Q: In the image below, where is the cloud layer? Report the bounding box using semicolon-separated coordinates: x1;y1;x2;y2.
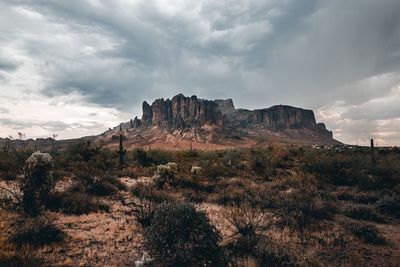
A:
0;0;400;145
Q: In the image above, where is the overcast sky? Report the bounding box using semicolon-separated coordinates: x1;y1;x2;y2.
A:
0;0;400;145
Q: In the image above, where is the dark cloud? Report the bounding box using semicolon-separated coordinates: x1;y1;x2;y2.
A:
0;61;19;72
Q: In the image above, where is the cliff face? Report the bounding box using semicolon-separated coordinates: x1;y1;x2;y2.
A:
141;94;223;127
135;94;333;139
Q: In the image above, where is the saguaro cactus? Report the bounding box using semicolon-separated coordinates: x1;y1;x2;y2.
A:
119;124;126;166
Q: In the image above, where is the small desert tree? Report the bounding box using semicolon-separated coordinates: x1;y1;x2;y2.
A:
22;152;54;217
145;202;224;267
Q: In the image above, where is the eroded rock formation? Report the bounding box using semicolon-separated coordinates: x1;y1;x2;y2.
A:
133;94;333;139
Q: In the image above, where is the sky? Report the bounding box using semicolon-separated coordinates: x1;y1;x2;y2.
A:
0;0;400;146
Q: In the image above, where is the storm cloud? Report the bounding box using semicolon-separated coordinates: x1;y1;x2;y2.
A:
0;0;400;145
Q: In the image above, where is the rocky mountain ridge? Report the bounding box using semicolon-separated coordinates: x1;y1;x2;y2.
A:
130;94;332;137
99;94;339;149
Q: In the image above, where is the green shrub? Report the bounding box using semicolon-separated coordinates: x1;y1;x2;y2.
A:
144;203;224;267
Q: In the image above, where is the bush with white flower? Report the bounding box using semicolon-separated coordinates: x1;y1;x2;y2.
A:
22;151;54;216
191;166;202;176
153;162;178;188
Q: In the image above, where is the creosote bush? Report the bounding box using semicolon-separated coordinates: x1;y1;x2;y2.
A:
22;152;54;217
144;202;224;267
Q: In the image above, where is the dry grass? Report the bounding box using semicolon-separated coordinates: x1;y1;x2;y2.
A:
0;146;399;266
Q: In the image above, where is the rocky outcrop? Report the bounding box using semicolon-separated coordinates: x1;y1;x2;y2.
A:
142;101;153;122
215;99;235;115
227;105;316;128
140;94;223;128
131;94;335;141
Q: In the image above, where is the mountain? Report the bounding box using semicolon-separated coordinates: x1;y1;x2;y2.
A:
98;94;340;149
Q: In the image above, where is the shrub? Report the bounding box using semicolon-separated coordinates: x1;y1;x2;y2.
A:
344;206;385;223
46;189;107;215
153;162;178;187
377;194;400;219
254;238;297;267
250;145;285;178
182;190;206;203
75;174;126;197
0;151;23;180
130;183;164;227
202;162;234;179
171;176;212;193
22;152;54;216
9;216;65;248
277;175;333;236
223;204;268;256
0;253;43;267
133;149;172;167
345;222;386;245
89;178;118;196
88;176;126;196
144;203;224;267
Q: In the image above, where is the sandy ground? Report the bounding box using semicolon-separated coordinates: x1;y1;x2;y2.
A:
41;194;143;266
1;177;400;266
